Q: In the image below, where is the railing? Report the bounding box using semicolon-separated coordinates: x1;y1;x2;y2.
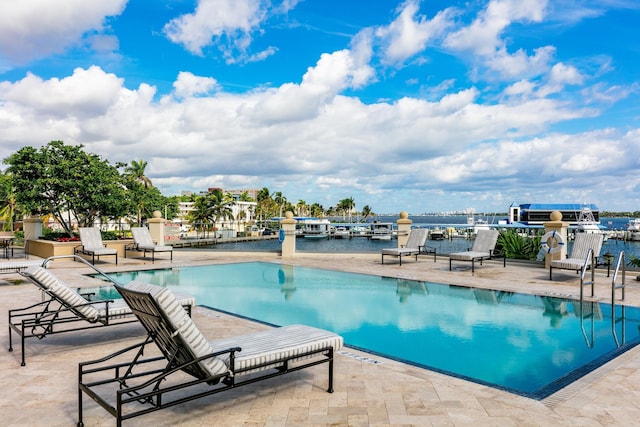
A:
611;251;626;302
611;251;626;347
579;248;596;302
577;250;628;349
41;254;123;286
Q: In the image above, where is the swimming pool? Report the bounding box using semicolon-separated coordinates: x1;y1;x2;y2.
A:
92;262;640;399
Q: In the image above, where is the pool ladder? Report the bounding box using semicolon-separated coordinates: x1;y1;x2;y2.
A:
579;251;627;348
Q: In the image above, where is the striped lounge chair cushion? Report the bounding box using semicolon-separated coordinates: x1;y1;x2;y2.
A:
27;266;101;321
84;247;117;255
550;258;588;270
126;281;228;378
449;251;491;261
0;260;43;273
210;324;344;375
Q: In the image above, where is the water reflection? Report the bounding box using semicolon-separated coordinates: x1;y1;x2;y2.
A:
541;297;569;328
395;279;427;303
278;265;296;300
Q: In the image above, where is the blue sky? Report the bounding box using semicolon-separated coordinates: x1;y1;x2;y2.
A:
1;0;640;215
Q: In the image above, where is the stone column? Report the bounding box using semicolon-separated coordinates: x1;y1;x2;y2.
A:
396;211;412;247
147;211;166;244
23;217;43;255
543;210;569;269
280;211;297;258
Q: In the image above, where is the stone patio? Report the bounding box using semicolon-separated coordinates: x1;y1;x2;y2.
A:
2;249;640;426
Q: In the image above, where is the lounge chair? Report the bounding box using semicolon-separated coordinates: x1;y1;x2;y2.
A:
125;226;173;263
449;229;505;273
549;233;603;280
74;227;118;264
381;228;433;265
0;259;43;274
77;281;343;426
8;266;196;366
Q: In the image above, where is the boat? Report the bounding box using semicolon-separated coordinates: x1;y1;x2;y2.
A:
508;203;600;226
370;222;393;240
302;219;330;239
429;227;445;240
626;218;640;241
332;227;350;239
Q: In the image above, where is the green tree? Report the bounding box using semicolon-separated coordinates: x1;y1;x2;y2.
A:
5;141;128;235
337;197;355;222
123;160;152;189
296;200;308;217
0;169;20;231
186;190;235;237
360;205;373;221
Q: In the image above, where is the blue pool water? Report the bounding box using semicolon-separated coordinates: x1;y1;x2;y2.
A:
92;262;640;398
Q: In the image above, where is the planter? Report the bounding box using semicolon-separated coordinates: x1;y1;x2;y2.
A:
27;238;134;259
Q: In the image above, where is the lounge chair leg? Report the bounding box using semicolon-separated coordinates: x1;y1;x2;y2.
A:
449;259;452;271
78;374;84;427
327;348;334;393
381;254;384;264
471;260;475;273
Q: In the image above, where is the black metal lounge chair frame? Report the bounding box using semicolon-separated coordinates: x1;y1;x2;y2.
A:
124;243;172;263
381;245;437;265
73;245;118;265
448;249;505;273
7;255;190;366
77;284;337;427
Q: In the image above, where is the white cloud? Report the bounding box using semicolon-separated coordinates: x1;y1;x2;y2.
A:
0;0;126;66
375;0;455;66
163;0;293;63
444;0;552;80
173;72;220;98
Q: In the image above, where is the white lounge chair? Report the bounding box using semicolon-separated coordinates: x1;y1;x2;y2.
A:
78;281;343;426
126;226;173;263
549;233;603;280
74;227;118;264
381;228;432;265
449;229;505;273
0;260;43;274
9;266;196;366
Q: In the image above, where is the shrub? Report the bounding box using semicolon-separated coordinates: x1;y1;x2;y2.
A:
497;229;542;261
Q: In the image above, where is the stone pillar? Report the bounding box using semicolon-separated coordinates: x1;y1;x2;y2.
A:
23;217;43;241
543;210;569;269
23;217;43;255
396;211;412;248
280;211;297;258
147;211;166;244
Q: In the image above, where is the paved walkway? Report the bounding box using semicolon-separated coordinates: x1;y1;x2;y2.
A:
1;250;640;426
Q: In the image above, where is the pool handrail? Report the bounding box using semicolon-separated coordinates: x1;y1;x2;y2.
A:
41;254;124;286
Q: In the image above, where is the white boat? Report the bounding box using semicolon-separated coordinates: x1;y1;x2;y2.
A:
626;218;640;241
429;227;445;240
370;222;393;240
302;219;330;239
332;227;350;239
575;207;607;241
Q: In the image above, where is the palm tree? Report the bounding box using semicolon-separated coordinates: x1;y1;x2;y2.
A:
337;197;355;222
361;205;373;222
272;191;287;218
187;196;213;238
124;160;153;188
208;189;235;234
296;200;308;217
0;170;19;231
309;203;324;218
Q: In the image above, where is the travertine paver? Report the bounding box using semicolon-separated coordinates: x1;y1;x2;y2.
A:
1;249;640;426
